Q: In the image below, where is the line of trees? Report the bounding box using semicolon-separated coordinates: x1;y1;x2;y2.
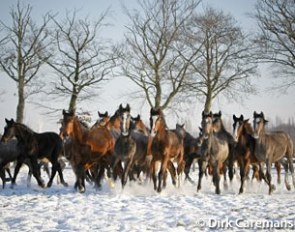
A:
0;0;294;124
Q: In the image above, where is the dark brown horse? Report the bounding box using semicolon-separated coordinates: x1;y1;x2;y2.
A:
150;108;185;192
61;110;115;192
233;115;262;194
253;111;295;194
1;119;68;188
175;123;201;184
198;111;229;194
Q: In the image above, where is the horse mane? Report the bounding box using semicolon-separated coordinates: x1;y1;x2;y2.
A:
243;120;254;134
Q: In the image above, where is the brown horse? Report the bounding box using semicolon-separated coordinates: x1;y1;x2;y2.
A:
175;123;201;184
61;110;115;192
253;111;295;194
131;114;150;136
198;111;229;194
233;115;262;194
150;108;185;192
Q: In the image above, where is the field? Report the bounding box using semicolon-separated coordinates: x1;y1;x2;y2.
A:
0;164;295;232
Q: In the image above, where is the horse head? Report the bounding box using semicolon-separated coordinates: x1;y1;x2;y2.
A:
253;111;268;138
232;114;244;141
95;111;110;127
150;108;165;137
118;103;131;136
61;109;76;138
1;118;16;143
201;111;213;138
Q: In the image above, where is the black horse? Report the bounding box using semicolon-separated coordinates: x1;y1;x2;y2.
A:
1;118;68;188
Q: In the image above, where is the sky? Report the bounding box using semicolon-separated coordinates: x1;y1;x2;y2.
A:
0;0;295;134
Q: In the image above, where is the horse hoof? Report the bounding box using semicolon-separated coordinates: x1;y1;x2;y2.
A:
286;184;291;191
62;182;69;187
79;187;85;193
215;189;221;194
271;184;276;191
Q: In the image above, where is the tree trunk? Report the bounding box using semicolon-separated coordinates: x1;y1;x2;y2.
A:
16;78;25;123
204;91;212;113
68;90;78;114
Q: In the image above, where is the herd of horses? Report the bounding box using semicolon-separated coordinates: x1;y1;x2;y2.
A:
0;104;295;195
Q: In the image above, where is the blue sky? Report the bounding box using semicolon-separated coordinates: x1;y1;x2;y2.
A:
0;0;294;133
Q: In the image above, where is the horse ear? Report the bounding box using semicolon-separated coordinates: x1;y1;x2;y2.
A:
261;112;264;118
233;114;237;121
218;111;222;117
5;118;9;124
264;119;269;124
241;114;244;121
253;111;257;118
245;119;250;123
63;109;66;115
126;104;130;112
119;104;123;111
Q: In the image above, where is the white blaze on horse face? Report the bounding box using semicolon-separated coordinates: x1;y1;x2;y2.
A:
233;124;239;141
121;112;129;136
150;115;158;137
253;118;261;139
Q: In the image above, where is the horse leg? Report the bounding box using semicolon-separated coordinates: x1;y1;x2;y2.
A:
95;164;105;190
275;161;281;185
77;164;86;193
47;161;59;188
55;161;68;187
11;157;26;188
286;153;295;189
265;159;274;195
239;159;246;194
158;158;169;193
0;168;5;189
228;145;235;182
197;159;207;192
29;156;45;188
151;160;157;191
167;161;176;187
213;161;221;194
281;159;291;190
184;156;195;184
122;159;133;189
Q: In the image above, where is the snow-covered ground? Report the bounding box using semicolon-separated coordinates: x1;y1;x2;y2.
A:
0;164;295;232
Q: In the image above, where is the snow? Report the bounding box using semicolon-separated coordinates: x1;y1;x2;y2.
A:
0;165;295;232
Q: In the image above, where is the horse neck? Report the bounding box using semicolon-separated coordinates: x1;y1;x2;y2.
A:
72;119;89;143
15;124;35;143
155;119;168;140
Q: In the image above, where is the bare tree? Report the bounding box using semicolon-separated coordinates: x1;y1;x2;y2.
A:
183;7;257;112
46;10;117;113
0;1;51;123
252;0;295;90
119;0;200;110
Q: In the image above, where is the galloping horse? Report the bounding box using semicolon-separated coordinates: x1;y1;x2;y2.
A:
233;115;261;194
1;119;68;188
253;111;295;194
61;110;115;192
175;123;201;184
198;111;229;194
212;111;236;181
150;108;185;192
